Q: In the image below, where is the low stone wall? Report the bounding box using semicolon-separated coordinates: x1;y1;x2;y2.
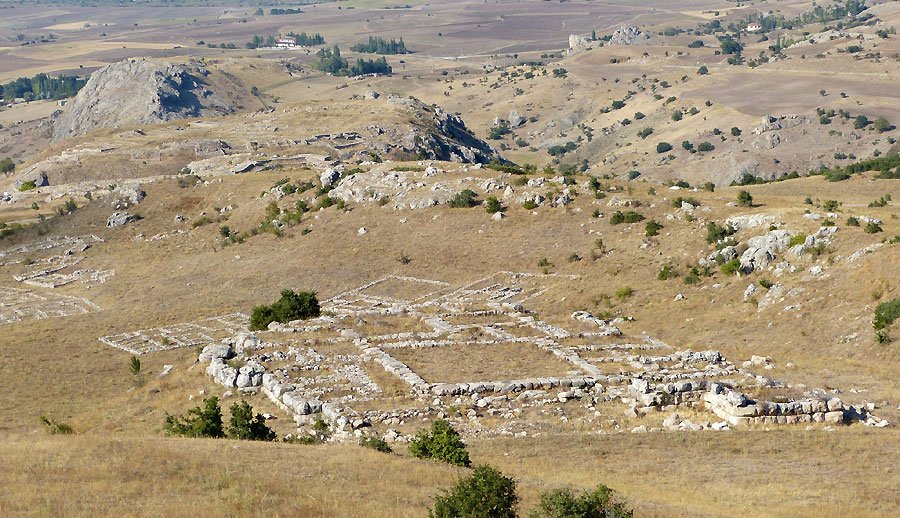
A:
703;383;848;426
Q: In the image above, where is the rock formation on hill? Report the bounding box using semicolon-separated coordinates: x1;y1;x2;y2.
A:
53;59;237;140
609;25;651;45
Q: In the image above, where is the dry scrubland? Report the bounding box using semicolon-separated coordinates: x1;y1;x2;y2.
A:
1;0;900;515
0;430;898;517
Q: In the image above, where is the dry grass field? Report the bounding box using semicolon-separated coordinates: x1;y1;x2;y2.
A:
0;430;897;517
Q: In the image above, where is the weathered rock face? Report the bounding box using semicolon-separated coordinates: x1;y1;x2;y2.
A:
106;212;139;228
53;59;236;140
609;25;651;45
384;96;501;164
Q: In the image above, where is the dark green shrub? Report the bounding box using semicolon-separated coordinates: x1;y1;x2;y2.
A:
737;190;753;207
529;484;633;518
448;189;478;208
360;436;393;453
823;199;841;212
645;219;663;237
250;289;320;331
0;157;14;173
683;269;700;285
672;196;699;208
409;419;471;467
18;180;36;192
697;141;715;152
868;195;891;208
430;465;517;518
227;400;276;441
610;211;645;225
485;196;503;214
846;216;860;227
873;298;900;330
656;142;673;153
657;264;678;280
864;222;883;234
705;222;736;244
164;397;225;438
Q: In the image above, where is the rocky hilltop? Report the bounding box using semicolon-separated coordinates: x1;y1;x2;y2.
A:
52;59;238;141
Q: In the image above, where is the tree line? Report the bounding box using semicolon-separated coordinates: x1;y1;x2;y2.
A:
350;36;410;55
2;74;86;102
314;46;392;76
245;32;325;49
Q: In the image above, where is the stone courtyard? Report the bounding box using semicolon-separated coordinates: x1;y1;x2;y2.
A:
0;286;100;325
105;272;890;441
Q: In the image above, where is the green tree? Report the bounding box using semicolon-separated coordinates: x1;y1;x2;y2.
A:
250;290;320;331
409;419;471;467
164;397;225;438
656;142;673;153
854;115;869;129
227;400;276;441
737;190;753;207
430;465;517;518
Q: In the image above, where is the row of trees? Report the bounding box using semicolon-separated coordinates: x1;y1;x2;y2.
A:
165;397;275;441
314;46;392;76
350;36;410;54
699;0;866;34
1;74;86;102
286;31;325;46
245;32;325;49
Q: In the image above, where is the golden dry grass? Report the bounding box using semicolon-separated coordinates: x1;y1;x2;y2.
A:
390;342;580;383
1;429;896;517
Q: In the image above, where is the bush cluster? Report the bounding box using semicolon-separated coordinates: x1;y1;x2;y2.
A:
409;419;471;467
430;465;633;518
448;189;479;208
250;289;320;331
609;211;645;225
165;397;276;441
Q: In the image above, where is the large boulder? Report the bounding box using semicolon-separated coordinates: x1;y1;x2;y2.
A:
106;212;139;228
740;230;792;271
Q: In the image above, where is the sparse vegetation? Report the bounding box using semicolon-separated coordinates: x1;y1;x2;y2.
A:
359;436;393;453
40;416;74;435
